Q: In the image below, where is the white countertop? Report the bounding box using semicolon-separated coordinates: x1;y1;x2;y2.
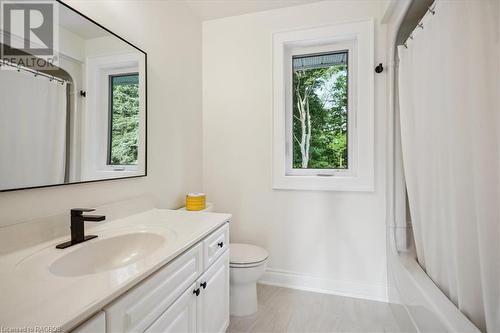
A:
0;209;231;331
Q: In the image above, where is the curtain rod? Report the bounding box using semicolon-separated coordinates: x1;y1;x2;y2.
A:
403;3;437;49
0;58;70;85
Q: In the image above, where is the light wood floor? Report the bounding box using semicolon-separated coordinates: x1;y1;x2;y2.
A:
227;284;403;333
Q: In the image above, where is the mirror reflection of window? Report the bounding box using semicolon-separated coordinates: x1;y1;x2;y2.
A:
0;0;147;191
108;73;139;166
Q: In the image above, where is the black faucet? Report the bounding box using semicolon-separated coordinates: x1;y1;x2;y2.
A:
56;208;106;249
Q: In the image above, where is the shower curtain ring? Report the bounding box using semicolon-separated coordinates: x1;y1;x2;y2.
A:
418;23;424;29
428;6;435;15
403;42;408;49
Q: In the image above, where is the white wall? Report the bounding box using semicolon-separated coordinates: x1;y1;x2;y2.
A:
59;26;85;61
203;0;389;300
84;35;135;58
0;1;202;228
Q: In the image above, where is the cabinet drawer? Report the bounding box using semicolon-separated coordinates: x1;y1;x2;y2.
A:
203;223;229;270
105;243;203;333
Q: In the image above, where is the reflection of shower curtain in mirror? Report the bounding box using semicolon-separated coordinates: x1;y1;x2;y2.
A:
398;1;499;332
0;69;67;190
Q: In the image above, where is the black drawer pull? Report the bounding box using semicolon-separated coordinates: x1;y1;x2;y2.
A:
193;288;200;296
217;242;224;248
200;281;207;289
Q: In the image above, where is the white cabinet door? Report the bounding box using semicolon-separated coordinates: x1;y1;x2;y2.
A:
197;250;229;333
72;312;105;333
145;283;197;333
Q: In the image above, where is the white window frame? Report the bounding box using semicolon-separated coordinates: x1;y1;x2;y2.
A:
285;42;356;177
272;20;374;191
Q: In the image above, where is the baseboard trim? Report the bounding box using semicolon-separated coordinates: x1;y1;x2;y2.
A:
259;268;388;303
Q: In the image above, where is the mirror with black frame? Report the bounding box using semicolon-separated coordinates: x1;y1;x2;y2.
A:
0;1;147;192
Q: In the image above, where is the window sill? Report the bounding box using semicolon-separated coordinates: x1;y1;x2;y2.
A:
272;174;374;192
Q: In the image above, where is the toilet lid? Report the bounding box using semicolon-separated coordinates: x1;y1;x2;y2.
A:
230;243;268;266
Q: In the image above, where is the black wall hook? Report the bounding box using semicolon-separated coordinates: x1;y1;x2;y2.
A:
80;90;86;97
375;63;384;73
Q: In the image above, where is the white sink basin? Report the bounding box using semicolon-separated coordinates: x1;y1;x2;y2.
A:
49;233;165;277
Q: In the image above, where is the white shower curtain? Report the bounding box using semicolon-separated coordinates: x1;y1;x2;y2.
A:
0;69;67;190
398;0;500;331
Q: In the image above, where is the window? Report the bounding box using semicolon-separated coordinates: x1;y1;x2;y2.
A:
289;51;349;174
273;21;374;191
107;73;139;166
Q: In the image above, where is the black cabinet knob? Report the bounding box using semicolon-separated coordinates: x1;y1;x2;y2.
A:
193;288;200;296
217;242;224;248
200;281;207;289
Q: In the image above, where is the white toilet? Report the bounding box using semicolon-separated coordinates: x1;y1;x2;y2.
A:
229;243;268;316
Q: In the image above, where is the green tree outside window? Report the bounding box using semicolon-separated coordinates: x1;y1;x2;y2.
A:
109;73;139;165
292;52;348;169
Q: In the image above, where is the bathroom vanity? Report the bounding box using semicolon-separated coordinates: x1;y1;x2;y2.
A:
0;209;230;332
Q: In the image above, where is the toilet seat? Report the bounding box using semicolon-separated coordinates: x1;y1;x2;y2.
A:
230;243;268;267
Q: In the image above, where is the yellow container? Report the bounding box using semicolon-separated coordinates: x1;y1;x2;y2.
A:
186;193;206;211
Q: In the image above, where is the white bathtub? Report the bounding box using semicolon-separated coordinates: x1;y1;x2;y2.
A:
387;227;479;333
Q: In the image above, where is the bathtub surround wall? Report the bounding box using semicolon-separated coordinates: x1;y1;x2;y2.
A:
0;1;202;228
202;1;389;301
